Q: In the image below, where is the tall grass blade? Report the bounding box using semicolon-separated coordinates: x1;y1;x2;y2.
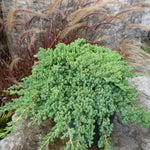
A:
94;34;115;43
69;7;106;26
126;24;150;31
132;2;150;7
47;0;60;15
9;57;21;71
113;8;146;18
60;23;84;39
25;0;29;9
15;9;46;17
7;7;16;32
96;1;128;7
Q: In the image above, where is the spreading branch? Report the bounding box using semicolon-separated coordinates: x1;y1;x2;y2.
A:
67;126;73;146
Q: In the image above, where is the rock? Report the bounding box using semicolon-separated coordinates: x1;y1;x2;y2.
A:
1;0;48;56
100;0;150;48
0;0;9;61
1;0;68;56
1;0;150;54
0;128;24;150
1;1;150;149
111;74;150;150
130;75;150;110
0;74;150;150
0;115;67;150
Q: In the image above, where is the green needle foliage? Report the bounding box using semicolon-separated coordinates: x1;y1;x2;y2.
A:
0;111;12;139
1;39;150;150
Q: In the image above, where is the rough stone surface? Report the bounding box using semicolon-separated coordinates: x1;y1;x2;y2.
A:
111;116;150;150
1;0;150;54
111;74;150;150
0;115;67;150
1;0;70;56
1;0;150;150
100;0;150;47
0;75;150;150
1;0;51;56
130;75;150;110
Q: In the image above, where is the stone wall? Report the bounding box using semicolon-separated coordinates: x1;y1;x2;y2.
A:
1;1;150;150
0;0;9;62
0;74;150;150
1;0;71;56
0;116;67;150
1;0;51;56
1;0;150;55
100;0;150;47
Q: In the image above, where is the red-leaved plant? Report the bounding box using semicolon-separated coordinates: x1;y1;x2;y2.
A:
1;0;150;101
